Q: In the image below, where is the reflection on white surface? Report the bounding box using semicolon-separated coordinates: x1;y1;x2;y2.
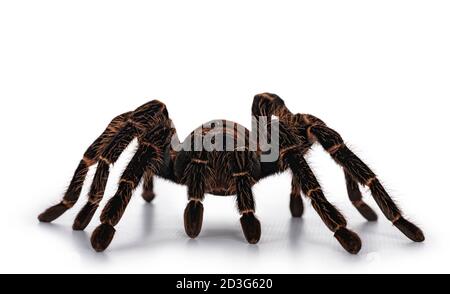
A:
24;170;435;274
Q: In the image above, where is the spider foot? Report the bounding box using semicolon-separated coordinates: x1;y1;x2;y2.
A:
393;217;425;242
38;203;69;223
91;223;115;252
334;227;362;254
240;212;261;244
289;194;304;218
72;202;98;231
184;200;204;238
142;190;156;203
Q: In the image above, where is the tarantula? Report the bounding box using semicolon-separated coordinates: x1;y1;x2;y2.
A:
38;93;424;253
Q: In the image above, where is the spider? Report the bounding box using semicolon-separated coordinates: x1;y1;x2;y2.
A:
38;93;424;253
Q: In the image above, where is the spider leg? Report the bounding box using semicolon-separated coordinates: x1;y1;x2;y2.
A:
286;153;361;254
90;124;173;252
38;112;131;223
252;92;293;120
72;123;138;230
231;150;261;244
141;171;156;202
72;100;169;230
308;123;424;242
182;151;210;239
290;174;304;217
141;120;180;203
345;171;377;221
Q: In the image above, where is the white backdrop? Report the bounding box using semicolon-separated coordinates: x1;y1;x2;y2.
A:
0;1;449;273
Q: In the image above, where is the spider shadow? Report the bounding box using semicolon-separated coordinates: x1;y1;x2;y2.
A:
194;226;261;257
38;205;424;259
354;220;398;239
199;226;243;242
273;217;306;258
288;217;305;248
37;222;110;262
141;202;156;239
125;200;249;251
285;216;363;261
108;202;170;252
353;220;426;253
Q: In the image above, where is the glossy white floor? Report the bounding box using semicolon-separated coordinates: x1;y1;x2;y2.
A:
1;1;449;274
8;137;449;273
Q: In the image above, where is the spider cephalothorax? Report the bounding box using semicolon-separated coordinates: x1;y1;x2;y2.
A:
38;93;424;253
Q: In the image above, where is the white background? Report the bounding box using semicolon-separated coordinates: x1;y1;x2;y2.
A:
0;1;449;274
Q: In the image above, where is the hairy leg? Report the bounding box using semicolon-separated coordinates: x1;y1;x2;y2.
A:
286;153;362;254
231;150;261;244
307;121;424;242
182;151;211;239
38;112;131;222
290;174;304;217
345;171;377;221
91;123;173;252
252;92;293;120
72;123;138;230
72;100;169;230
